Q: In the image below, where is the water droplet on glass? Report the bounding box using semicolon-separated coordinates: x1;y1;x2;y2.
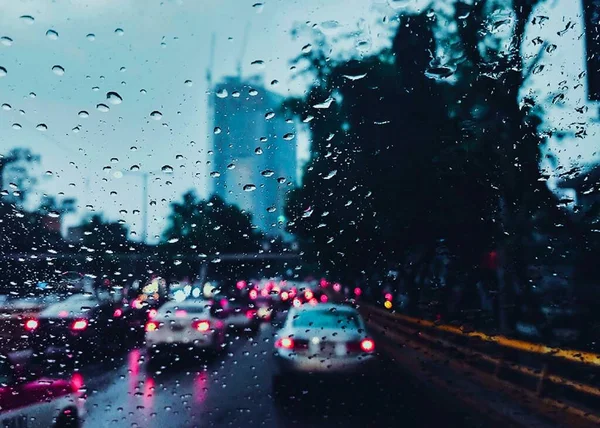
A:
320;20;340;34
232;91;241;98
532;64;544;75
161;165;173;173
249;89;258;96
552;93;565;104
140;89;147;94
227;163;235;170
0;67;7;77
12;123;21;130
210;171;221;178
1;103;11;110
150;111;163;120
424;66;454;80
301;43;312;54
36;123;48;131
52;65;65;76
343;73;367;81
115;28;124;36
46;29;58;40
313;97;334;109
267;206;276;213
20;15;35;24
323;170;337;180
255;147;263;155
184;79;193;87
251;59;265;68
265;112;275;120
86;33;95;41
271;79;279;86
96;103;110;112
283;133;295;141
0;37;13;46
72;126;80;133
261;170;274;177
130;146;137;151
252;2;264;12
48;211;60;218
214;127;222;134
243;184;256;192
216;88;228;98
28;92;35;98
277;177;286;184
92;86;99;91
546;44;557;54
106;91;123;105
78;111;89;118
130;164;140;171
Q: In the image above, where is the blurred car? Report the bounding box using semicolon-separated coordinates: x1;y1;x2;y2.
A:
28;293;128;364
144;299;228;363
0;355;85;427
224;298;261;332
122;276;170;333
273;304;376;390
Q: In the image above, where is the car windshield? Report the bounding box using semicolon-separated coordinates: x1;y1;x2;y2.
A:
0;1;598;427
292;310;360;329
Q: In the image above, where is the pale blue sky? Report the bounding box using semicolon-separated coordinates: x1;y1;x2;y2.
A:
0;0;597;242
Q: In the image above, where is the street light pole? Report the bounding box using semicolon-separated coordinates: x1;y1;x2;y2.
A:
141;172;149;243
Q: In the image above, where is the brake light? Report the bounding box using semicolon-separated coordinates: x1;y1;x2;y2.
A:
25;319;38;331
148;309;157;318
275;337;294;349
249;289;258;300
309;298;318;305
360;339;375;352
261;288;269;297
280;291;289;301
71;372;84;392
236;280;246;289
71;319;88;331
304;290;313;300
193;320;210;332
320;294;328;303
354;287;362;296
333;283;341;292
113;308;123;317
175;310;187;317
133;299;143;309
246;310;256;319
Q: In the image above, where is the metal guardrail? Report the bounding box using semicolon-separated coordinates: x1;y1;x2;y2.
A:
361;303;600;420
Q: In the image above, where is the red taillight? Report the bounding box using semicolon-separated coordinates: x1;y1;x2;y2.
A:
320;294;328;303
281;291;289;301
261;288;269;297
192;320;210;332
25;319;38;331
132;299;143;309
360;339;375;353
71;372;84;392
309;298;318;306
148;309;157;319
246;310;256;319
113;308;123;317
304;290;313;300
145;321;159;332
175;310;187;317
275;337;294;349
249;289;258;300
71;319;88;331
354;287;362;296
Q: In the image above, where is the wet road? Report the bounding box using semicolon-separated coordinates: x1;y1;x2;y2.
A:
75;322;488;428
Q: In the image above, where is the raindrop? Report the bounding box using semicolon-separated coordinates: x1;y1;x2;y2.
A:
72;126;80;133
214;127;222;134
532;64;545;75
161;165;173;173
106;91;123;105
216;88;228;98
232;91;241;98
28;92;36;98
0;37;13;46
261;170;274;177
96;103;110;112
301;44;312;53
86;33;95;41
20;15;35;24
249;88;258;96
552;93;565;104
1;103;10;110
52;65;65;76
46;29;59;40
12;123;21;130
184;79;193;86
283;133;295;141
271;79;279;86
130;165;140;171
115;28;124;36
260;137;268;142
0;67;7;77
176;154;184;159
267;206;276;213
92;86;99;91
252;3;264;12
243;184;256;192
303;115;314;123
130;146;137;151
323;170;337;180
110;157;119;163
255;147;263;155
119;66;126;73
210;171;221;178
150;111;163;120
251;59;265;68
36;123;48;131
277;177;286;184
424;66;454;80
78;111;89;118
227;163;235;170
546;44;557;54
320;20;340;34
265;112;275;120
140;89;147;94
48;211;60;218
313;97;334;109
343;73;367;81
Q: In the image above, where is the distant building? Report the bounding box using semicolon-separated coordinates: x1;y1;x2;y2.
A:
210;75;297;238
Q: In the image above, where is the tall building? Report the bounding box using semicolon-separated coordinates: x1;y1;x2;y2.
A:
210;75;297;238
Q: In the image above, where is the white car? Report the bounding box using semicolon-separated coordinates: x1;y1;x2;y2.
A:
273;304;376;388
144;299;228;363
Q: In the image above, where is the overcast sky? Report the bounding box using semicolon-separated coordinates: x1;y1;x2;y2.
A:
0;0;597;242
